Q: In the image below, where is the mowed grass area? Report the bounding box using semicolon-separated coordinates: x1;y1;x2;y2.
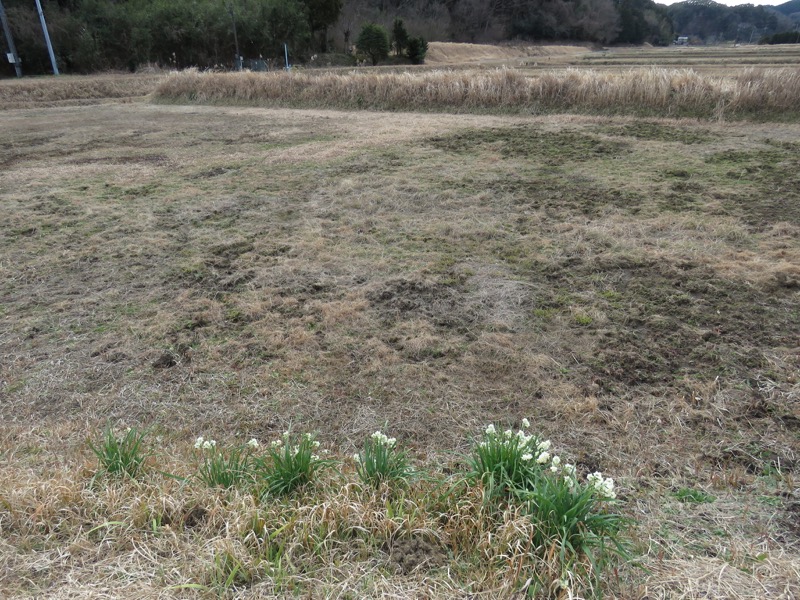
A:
1;99;799;598
540;43;800;72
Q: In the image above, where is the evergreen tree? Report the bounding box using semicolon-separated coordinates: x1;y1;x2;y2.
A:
406;36;428;64
301;0;342;52
357;23;389;65
392;18;409;57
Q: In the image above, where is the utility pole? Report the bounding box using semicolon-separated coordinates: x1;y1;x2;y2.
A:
0;0;22;77
34;0;58;74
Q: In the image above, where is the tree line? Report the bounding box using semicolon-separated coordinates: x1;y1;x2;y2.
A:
0;0;794;76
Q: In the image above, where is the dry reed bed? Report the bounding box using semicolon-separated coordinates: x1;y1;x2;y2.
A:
153;67;800;119
0;74;162;108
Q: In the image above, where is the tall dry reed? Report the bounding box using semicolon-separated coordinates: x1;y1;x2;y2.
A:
152;67;800;120
0;74;162;108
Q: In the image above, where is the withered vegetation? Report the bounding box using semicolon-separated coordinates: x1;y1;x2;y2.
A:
0;76;798;598
153;66;800;120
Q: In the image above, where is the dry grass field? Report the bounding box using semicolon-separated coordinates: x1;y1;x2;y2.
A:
426;42;800;73
522;43;800;72
1;45;799;598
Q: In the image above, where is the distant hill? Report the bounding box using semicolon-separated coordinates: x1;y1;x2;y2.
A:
774;0;800;16
667;0;794;42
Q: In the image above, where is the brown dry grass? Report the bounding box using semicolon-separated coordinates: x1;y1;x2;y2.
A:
0;73;163;110
151;67;800;120
425;42;589;66
1;98;799;597
571;43;800;73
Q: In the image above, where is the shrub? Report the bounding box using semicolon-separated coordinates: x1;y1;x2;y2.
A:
88;426;149;479
759;31;800;45
357;23;390;66
406;36;428;65
195;437;260;489
354;430;412;488
257;431;327;496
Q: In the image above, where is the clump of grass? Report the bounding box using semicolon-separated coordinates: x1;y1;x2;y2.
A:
354;430;413;488
195;436;259;489
257;431;328;496
88;426;149;479
674;487;716;504
520;471;628;591
152;67;800;120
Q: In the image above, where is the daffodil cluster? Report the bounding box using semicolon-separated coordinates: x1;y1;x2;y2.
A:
470;418;618;506
354;430;411;488
260;430;328;496
193;436;258;489
586;471;616;499
370;430;397;448
267;431;323;459
194;436;217;450
470;419;558;496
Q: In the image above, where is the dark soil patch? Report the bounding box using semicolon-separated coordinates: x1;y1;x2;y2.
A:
706;148;800;226
209;240;254;262
367;278;477;332
152;352;177;369
386;536;447;574
428;127;630;164
329;150;407;176
529;256;799;389
511;175;643;214
662;168;693;179
190;166;233;178
595;122;715;145
439;171;644;216
67;154;170;166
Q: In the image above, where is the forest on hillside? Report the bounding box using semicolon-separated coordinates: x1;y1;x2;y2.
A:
0;0;796;76
668;0;796;44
